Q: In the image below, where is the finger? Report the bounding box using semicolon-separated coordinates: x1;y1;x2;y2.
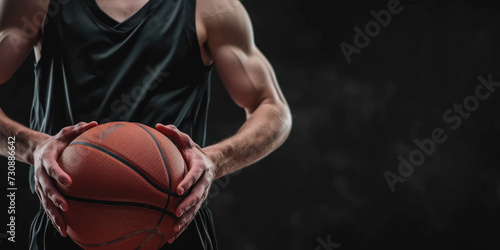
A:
176;171;210;216
36;166;68;211
168;222;188;244
78;121;98;131
44;199;68;237
58;121;98;142
45;123;97;187
34;184;43;204
169;203;199;244
43;156;72;188
155;124;191;148
50;219;62;236
176;164;205;197
36;182;68;237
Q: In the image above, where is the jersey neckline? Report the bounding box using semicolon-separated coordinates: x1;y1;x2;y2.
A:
83;0;160;32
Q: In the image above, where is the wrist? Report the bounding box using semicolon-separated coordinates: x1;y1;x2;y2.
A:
24;130;50;165
202;145;224;179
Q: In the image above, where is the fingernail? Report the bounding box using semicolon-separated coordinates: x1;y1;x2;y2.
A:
60;179;68;187
57;226;62;236
59;204;65;211
168;238;173;244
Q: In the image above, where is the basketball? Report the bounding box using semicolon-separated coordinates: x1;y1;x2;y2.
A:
56;121;187;249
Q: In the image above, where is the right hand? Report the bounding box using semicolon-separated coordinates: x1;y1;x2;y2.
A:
33;121;98;237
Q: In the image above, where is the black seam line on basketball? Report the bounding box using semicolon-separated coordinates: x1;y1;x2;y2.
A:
72;229;165;247
138;232;155;250
68;141;182;197
134;124;173;230
64;195;179;220
134;124;173;196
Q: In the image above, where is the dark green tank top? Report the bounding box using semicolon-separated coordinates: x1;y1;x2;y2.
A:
30;0;212;145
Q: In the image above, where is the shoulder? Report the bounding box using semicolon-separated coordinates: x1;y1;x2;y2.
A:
196;0;254;51
196;0;250;34
196;0;240;21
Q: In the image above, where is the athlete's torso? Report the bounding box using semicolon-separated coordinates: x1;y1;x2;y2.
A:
29;0;218;249
31;0;212;140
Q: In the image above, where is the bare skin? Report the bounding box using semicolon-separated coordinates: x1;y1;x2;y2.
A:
0;0;292;244
95;0;150;23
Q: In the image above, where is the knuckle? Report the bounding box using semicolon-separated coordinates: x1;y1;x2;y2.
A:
34;166;44;176
45;186;55;199
61;126;72;134
196;191;203;200
35;169;49;182
189;175;198;184
192;142;201;150
40;151;53;162
182;200;193;210
39;178;51;192
185;214;194;223
181;199;191;210
180;217;188;225
193;194;202;205
55;134;68;142
40;196;49;207
187;165;200;176
205;169;214;180
45;165;56;177
195;164;205;173
45;165;58;179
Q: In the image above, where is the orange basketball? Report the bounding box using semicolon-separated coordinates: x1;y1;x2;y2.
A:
56;121;187;249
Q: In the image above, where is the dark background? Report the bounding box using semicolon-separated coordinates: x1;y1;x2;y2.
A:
2;0;500;249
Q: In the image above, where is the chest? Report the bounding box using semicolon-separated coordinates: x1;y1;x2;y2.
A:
95;0;150;23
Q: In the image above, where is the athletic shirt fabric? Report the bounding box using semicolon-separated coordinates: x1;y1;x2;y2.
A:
28;0;217;249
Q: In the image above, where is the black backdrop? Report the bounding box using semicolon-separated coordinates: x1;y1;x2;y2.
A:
2;0;500;249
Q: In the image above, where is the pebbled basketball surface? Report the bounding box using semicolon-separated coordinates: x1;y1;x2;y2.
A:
57;122;187;249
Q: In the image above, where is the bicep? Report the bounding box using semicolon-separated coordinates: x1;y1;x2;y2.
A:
212;45;283;114
0;0;48;84
206;1;285;114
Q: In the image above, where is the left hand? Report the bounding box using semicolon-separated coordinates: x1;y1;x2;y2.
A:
155;124;216;244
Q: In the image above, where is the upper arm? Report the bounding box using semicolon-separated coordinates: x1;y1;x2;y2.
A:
0;0;48;84
201;0;288;115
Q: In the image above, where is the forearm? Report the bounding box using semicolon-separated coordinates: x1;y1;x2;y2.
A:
204;100;292;179
0;108;49;164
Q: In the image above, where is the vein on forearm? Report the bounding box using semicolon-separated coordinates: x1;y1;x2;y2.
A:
204;101;291;179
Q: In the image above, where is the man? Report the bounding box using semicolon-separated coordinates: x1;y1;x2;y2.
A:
0;0;291;249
